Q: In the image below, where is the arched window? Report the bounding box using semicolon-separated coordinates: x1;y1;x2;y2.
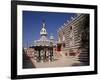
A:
44;30;45;33
62;32;65;41
63;35;65;41
70;26;72;30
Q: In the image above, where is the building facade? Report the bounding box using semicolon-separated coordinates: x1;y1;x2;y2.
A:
57;14;89;65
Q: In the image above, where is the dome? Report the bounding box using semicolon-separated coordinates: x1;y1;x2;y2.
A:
40;27;47;36
40;22;47;36
50;33;54;40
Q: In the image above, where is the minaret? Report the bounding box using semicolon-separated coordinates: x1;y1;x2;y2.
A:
50;33;54;43
40;20;47;36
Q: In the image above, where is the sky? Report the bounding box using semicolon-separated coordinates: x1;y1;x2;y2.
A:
23;11;76;48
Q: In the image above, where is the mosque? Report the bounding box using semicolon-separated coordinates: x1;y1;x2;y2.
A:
30;20;56;62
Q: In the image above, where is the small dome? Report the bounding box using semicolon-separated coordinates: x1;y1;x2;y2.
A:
50;33;54;40
40;21;47;36
40;27;47;35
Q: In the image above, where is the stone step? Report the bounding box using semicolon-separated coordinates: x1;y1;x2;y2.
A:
79;56;88;58
81;50;88;52
79;57;88;59
81;49;88;51
79;54;89;57
78;58;89;60
78;60;89;62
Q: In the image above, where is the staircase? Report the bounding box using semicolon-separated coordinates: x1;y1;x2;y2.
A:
78;48;89;65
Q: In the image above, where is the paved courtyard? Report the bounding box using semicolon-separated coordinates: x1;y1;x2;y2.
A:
30;52;81;68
